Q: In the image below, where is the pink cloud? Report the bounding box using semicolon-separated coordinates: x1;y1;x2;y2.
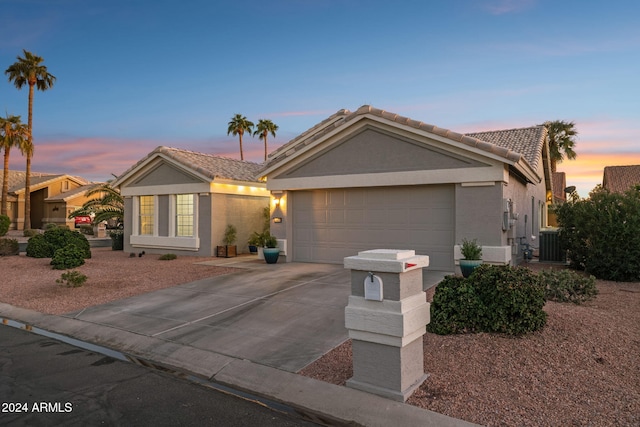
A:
6;136;288;182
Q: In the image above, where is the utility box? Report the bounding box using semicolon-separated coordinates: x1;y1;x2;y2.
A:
343;249;430;402
539;229;566;262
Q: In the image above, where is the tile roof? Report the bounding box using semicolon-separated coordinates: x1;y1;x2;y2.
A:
117;146;265;183
0;170;67;193
263;105;546;173
465;126;547;171
45;183;99;202
602;165;640;193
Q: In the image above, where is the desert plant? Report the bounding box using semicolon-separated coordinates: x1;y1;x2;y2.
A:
51;244;86;270
427;275;483;335
223;224;237;245
248;231;262;246
460;238;482;260
23;228;38;237
556;186;640;281
158;253;177;260
79;224;94;235
538;269;598;304
264;234;278;248
0;214;10;236
0;238;19;256
25;227;90;259
472;264;547;335
428;265;547;336
56;270;87;287
109;230;124;251
25;233;52;258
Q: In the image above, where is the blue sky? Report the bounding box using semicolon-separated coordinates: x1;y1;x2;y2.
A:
1;0;639;196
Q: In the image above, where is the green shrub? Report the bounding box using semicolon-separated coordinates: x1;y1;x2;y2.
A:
26;228;91;260
460;238;482;260
556;186;640;281
0;214;10;236
158;253;177;260
428;265;547;336
427;275;483;335
472;264;547;335
26;234;53;258
538;269;598;304
79;224;94;235
44;223;59;230
56;270;88;287
23;228;38;237
109;230;124;250
0;238;19;256
51;244;86;270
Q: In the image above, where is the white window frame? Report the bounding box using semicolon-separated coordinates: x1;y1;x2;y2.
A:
130;194;199;251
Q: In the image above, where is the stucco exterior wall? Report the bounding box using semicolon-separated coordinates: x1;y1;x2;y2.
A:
211;193;269;254
454;182;504;247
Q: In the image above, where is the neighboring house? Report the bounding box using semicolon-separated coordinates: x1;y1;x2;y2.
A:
602;165;640;193
548;171;567;227
112;146;269;256
258;105;553;272
0;170;92;230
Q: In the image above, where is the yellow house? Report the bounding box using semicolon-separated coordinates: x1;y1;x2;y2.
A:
0;170;96;230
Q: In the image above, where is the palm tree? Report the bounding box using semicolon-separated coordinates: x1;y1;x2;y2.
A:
68;181;124;225
227;114;254;161
253;119;278;162
0;115;30;216
543;120;578;172
5;49;56;229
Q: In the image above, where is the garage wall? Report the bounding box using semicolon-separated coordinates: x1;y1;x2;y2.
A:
291;185;455;270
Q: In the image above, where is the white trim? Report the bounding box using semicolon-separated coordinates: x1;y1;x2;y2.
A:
168;194;176;237
130;235;200;250
267;166;505;191
121;182;210;197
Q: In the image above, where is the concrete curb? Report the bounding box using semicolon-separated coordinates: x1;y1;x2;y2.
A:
0;303;480;427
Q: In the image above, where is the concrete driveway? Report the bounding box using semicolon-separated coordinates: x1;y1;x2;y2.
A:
64;259;352;373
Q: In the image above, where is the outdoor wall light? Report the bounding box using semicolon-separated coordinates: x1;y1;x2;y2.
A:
273;217;282;223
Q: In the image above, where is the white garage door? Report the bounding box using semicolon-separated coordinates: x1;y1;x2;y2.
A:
292;185;454;270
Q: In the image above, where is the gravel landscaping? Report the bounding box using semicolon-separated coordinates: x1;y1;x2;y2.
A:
1;242;638;426
300;263;640;427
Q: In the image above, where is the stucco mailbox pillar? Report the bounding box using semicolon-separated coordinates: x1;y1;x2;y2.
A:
343;249;430;402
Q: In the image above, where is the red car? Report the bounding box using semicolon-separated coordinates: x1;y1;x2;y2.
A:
74;216;92;228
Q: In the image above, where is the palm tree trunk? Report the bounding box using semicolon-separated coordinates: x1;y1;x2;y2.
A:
1;148;10;216
263;132;268;162
239;132;244;161
25;83;34;230
24;155;31;230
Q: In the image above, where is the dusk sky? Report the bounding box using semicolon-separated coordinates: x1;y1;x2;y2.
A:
1;0;639;197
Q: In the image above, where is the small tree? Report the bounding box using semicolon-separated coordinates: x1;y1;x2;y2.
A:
556;185;640;281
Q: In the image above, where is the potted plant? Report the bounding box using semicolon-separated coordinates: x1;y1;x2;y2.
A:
247;231;261;254
459;238;482;278
262;233;280;264
217;224;237;258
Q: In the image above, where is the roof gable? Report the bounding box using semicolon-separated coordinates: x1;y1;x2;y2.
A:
261;105;548;187
276;126;489;179
114;146;265;187
0;170;89;194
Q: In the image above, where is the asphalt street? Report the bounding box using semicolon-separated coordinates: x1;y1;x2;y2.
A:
0;325;319;427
